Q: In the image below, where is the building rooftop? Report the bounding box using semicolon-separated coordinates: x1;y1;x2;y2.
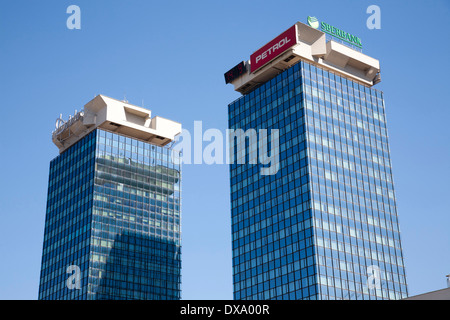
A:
52;95;182;153
226;21;381;94
403;287;450;300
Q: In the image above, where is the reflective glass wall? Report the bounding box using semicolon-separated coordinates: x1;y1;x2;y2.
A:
302;62;407;300
228;60;407;300
89;129;181;300
229;62;316;300
39;129;182;300
39;130;96;300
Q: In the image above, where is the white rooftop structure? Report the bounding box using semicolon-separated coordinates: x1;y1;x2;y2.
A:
52;94;182;153
228;21;381;94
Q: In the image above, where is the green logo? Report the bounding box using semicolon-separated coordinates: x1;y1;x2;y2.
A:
307;16;319;29
306;16;363;48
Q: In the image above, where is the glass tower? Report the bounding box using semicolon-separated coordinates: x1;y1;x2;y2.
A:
39;102;182;300
228;60;408;300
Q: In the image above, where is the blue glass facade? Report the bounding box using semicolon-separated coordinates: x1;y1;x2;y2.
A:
228;60;407;300
38;131;96;300
39;128;181;300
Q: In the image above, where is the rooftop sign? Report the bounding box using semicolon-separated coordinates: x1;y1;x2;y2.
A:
307;16;362;48
224;61;247;84
250;25;297;73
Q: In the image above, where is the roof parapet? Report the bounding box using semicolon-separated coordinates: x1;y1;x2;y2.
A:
227;21;381;94
52;95;181;153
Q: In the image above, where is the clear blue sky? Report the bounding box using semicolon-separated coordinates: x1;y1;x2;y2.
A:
0;0;449;300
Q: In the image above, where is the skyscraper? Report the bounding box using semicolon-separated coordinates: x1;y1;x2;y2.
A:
38;95;182;300
225;21;408;300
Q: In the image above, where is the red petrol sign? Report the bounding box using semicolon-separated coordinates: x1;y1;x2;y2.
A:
250;25;297;73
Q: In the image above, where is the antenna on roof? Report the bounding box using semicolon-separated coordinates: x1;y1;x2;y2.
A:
123;92;128;103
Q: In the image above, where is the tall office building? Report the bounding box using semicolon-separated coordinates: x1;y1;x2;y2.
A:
225;20;408;300
38;95;182;300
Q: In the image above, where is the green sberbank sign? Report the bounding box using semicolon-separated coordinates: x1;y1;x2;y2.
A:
307;16;362;48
